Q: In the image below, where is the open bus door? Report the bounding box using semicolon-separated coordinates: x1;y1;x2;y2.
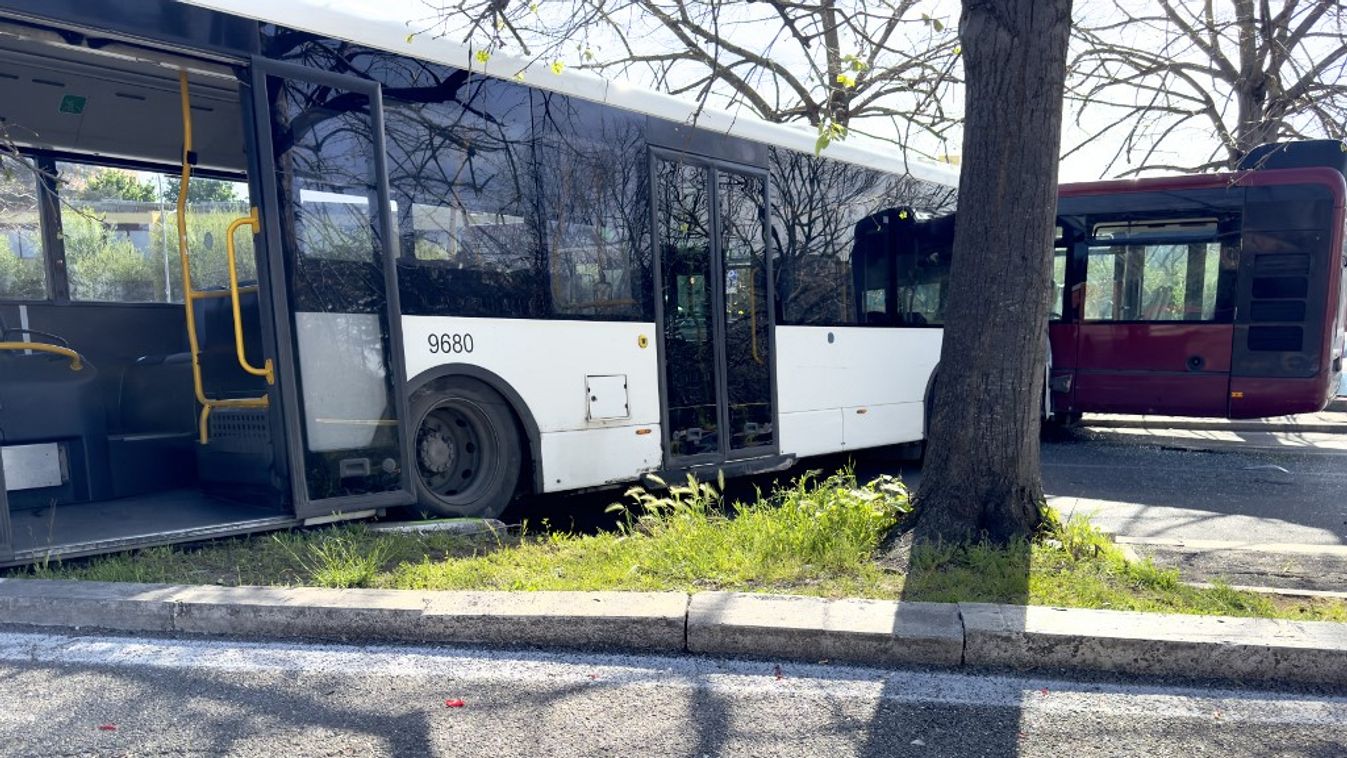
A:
250;59;416;520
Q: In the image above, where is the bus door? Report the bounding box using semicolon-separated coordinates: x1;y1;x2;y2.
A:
1070;215;1238;417
250;60;415;518
653;154;776;466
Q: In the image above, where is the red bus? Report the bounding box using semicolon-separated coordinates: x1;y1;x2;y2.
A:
874;140;1346;421
1049;140;1345;420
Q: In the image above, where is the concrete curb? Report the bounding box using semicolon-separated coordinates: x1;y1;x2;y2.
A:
960;603;1347;685
1083;417;1347;434
0;579;688;652
1;579;1345;685
1081;427;1347;455
687;591;964;666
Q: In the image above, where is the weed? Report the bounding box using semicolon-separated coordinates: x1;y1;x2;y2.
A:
275;529;391;589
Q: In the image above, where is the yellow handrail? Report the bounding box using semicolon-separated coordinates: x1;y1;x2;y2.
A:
0;341;82;371
178;70;270;444
226;207;274;385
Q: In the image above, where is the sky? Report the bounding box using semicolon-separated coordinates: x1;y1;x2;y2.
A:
366;0;1302;182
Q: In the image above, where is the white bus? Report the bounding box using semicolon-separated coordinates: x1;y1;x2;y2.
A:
0;0;957;565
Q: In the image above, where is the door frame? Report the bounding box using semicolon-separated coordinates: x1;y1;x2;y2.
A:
649;147;779;468
249;56;416;518
0;461;12;563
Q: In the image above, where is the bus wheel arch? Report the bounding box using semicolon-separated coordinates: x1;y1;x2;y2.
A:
406;366;542;516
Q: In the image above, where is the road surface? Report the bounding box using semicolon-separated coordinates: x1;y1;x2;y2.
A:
0;629;1343;757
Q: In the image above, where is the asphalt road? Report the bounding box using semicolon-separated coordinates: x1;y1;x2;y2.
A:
0;629;1343;757
1036;429;1347;546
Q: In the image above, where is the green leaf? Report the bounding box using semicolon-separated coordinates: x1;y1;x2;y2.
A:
814;131;831;156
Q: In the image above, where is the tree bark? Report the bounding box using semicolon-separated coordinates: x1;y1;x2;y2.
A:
910;0;1072;545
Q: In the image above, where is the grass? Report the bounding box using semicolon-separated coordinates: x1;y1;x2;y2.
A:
10;470;1346;623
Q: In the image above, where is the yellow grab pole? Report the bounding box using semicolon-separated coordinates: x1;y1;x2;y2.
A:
177;71;270;444
226;207;274;384
0;341;82;371
177;70;209;411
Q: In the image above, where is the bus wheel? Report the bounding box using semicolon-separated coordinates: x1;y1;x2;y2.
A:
409;378;522;519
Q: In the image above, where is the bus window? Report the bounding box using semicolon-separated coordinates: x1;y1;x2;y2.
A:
1084;241;1224;322
56;161;251;303
894;238;950;326
0;157;46;301
771;147;955;327
1051;247;1067;319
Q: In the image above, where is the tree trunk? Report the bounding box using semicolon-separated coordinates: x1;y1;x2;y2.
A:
911;0;1073;545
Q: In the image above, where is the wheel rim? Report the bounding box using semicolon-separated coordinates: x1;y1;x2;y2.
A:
415;401;492;502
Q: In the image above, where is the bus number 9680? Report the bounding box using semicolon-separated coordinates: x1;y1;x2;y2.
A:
428;333;474;354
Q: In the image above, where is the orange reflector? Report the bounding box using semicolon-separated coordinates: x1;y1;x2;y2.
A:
635;428;652;435
1230;391;1245;399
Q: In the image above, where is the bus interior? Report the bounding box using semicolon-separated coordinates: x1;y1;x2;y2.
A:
0;28;295;564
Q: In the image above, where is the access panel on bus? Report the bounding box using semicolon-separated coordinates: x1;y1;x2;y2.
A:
251;59;416;518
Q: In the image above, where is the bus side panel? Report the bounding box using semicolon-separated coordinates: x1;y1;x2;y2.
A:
1073;323;1233;416
1048;322;1077;413
774;325;938;456
401;315;662;492
1230;176;1342;417
538;428;662;492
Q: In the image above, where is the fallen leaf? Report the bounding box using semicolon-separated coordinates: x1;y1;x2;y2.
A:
773;664;784;681
588;674;598;681
444;698;466;708
1039;687;1049;696
97;724;117;732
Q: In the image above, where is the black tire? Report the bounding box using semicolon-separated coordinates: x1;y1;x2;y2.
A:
1040;410;1082;440
409;377;522;518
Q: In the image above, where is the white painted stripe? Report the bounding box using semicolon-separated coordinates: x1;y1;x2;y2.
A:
0;631;1342;727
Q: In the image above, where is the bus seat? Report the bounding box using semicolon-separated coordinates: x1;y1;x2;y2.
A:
192;284;269;400
0;350;113;507
113;353;196;437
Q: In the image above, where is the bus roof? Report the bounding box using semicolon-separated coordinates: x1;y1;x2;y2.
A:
1061;166;1347;199
176;0;960;189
